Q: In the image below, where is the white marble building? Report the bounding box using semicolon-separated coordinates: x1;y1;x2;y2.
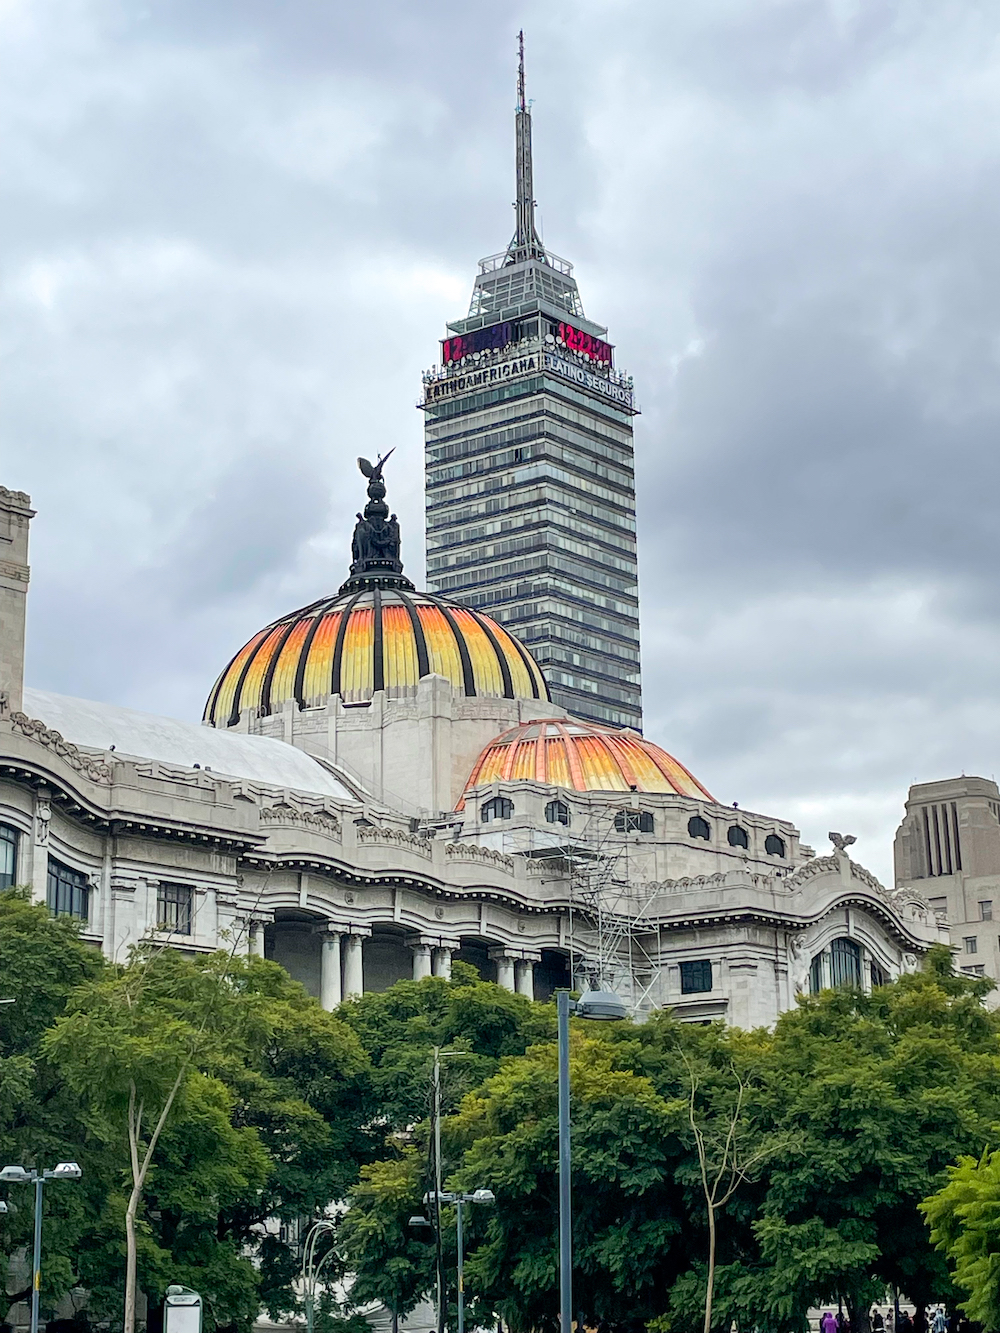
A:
0;480;946;1027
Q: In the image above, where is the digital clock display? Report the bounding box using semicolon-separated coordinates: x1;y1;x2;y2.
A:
558;322;612;365
442;321;514;365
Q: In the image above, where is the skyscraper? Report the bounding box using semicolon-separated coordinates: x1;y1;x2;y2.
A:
421;35;642;731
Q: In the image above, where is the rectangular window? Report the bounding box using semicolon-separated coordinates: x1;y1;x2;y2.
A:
680;959;713;994
964;936;978;954
0;823;18;890
981;901;993;921
156;882;193;935
46;859;88;921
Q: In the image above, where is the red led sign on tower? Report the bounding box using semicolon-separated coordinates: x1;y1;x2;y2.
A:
558;322;612;365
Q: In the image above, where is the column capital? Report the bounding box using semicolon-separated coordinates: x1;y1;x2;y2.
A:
314;922;345;940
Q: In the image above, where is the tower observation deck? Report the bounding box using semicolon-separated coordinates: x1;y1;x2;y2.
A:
420;35;642;731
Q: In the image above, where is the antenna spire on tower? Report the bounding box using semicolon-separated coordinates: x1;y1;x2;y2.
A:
511;30;545;265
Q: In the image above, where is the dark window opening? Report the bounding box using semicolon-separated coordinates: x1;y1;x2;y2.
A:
157;882;193;935
481;796;514;823
810;937;862;992
870;960;889;988
614;810;654;834
545;799;570;827
727;825;749;849
764;833;786;857
47;859;88;921
0;823;17;891
680;959;713;994
688;815;711;841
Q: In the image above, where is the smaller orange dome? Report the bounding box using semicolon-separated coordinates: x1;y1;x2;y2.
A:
459;718;714;807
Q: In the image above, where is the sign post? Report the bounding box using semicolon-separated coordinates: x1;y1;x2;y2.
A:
164;1286;202;1333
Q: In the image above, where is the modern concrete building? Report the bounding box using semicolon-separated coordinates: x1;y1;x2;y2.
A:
894;775;1000;993
0;472;945;1030
421;39;642;732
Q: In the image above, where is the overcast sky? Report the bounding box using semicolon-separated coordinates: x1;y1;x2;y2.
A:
4;0;1000;886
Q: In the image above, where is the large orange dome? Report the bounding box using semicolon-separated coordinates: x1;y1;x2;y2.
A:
460;718;714;805
204;588;550;727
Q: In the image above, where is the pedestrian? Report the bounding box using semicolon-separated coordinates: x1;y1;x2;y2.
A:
873;1310;885;1332
932;1309;947;1333
821;1312;837;1333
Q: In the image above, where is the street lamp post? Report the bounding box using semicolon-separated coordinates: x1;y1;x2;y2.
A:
0;1162;83;1333
557;990;628;1333
412;1188;495;1333
300;1219;338;1333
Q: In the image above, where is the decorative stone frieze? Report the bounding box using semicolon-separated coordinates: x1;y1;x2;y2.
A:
356;825;432;858
9;713;114;784
445;842;514;871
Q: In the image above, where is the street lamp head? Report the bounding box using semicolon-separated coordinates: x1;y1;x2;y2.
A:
0;1200;8;1213
0;1166;31;1183
470;1189;495;1204
408;1215;432;1229
49;1163;82;1180
575;990;629;1022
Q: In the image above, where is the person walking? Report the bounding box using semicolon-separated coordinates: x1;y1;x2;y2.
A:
821;1312;837;1333
932;1308;947;1333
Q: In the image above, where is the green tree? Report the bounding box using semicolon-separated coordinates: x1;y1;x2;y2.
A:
339;963;555;1136
922;1148;1000;1330
0;888;110;1319
737;949;1000;1333
44;948;371;1333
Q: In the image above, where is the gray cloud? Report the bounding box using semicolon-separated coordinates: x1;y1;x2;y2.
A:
4;0;1000;884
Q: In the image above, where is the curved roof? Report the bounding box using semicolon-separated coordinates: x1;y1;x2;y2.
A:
460;718;714;805
23;688;356;800
204;589;549;726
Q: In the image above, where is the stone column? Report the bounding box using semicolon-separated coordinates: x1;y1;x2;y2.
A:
30;790;51;907
433;946;453;980
320;931;343;1010
343;933;365;998
412;942;433;981
491;949;516;992
514;959;535;999
248;921;266;959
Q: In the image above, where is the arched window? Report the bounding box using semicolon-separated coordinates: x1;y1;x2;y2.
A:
47;858;88;921
614;810;654;834
727;825;749;849
545;800;570;827
870;959;889;988
688;815;711;841
481;796;514;823
764;833;786;857
810;937;862;993
0;823;18;890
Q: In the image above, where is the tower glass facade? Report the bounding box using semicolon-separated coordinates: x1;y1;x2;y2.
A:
421;40;642;731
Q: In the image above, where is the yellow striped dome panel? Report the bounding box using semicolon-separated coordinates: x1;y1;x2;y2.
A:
459;719;715;808
204;590;550;725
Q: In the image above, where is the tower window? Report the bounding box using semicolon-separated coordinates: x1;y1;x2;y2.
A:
47;859;88;921
545;799;570;827
614;810;654;834
680;959;713;994
687;815;711;841
481;796;514;823
965;937;978;954
981;901;993;921
0;823;18;890
727;825;749;849
157;882;193;935
764;833;786;857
